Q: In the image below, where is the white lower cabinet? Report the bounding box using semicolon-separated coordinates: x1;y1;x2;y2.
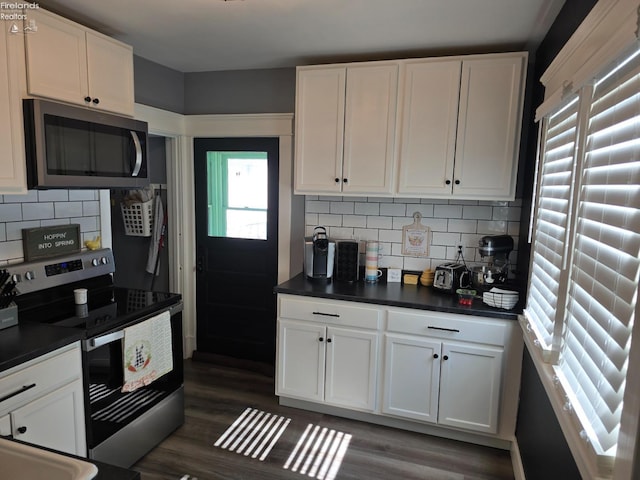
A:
0;342;86;456
277;318;379;411
276;294;522;443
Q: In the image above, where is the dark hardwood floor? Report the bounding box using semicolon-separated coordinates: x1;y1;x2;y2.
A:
133;359;514;480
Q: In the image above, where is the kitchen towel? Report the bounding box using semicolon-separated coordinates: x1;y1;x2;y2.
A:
122;310;173;393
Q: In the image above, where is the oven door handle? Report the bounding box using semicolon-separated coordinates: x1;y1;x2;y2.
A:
85;330;124;352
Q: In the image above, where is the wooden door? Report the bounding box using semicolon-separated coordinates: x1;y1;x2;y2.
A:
194;137;279;364
11;381;86;456
453;54;525;199
276;319;326;402
324;326;379;411
396;59;461;196
342;63;398;194
438;342;503;433
382;334;441;423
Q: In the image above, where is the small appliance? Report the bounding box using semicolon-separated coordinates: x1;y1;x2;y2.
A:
334;240;359;283
433;263;470;293
23;99;149;189
304;227;336;282
472;235;514;288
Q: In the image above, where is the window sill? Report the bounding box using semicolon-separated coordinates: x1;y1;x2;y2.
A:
518;315;614;480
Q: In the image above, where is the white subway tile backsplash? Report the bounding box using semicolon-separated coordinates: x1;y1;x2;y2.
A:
38;190;69;202
434;204;463;218
342;215;367;228
22;202;55;220
0;204;23;222
0;189;102;263
6;221;39;241
462;205;493;220
305;196;521;272
69;190;99;201
55;201;84;218
367;216;393;229
330;201;354;214
354;202;380;215
380;203;406;216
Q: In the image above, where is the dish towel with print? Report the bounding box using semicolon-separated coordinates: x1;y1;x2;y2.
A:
122;310;173;392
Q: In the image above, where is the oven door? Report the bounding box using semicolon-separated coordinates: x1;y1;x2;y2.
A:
82;304;184;452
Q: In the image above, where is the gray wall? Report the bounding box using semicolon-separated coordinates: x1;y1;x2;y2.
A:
133;56;295;115
184;68;295;114
134;55;186;114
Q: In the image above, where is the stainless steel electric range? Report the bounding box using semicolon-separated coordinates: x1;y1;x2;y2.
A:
8;248;184;468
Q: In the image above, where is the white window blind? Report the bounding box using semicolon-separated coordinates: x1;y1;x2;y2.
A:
525;45;640;469
556;58;640;457
525;97;579;355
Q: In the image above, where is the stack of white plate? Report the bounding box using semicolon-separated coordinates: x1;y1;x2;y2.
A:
483;287;519;310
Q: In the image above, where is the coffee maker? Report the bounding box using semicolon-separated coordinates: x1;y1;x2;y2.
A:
473;235;514;287
304;227;336;282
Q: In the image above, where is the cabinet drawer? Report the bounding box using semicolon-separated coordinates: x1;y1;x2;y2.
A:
387;309;506;346
279;295;382;329
0;344;82;414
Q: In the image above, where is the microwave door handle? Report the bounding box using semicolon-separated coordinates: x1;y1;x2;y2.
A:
130;131;143;177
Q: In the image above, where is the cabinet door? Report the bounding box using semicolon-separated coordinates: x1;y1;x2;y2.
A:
11;380;86;456
438;342;503;433
276;319;326;402
25;9;89;106
294;67;346;194
0;18;27;193
86;32;135;116
343;64;398;194
325;326;378;411
453;55;525;199
0;413;10;437
396;60;461;196
382;334;441;423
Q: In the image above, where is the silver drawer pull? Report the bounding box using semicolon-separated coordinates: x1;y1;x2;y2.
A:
312;311;340;318
427;326;460;333
0;383;36;404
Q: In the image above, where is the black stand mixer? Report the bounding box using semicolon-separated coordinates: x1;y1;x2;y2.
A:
471;235;514;289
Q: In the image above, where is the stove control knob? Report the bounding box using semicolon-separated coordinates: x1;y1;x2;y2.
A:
100;257;108;265
91;258;99;267
11;274;21;283
25;271;35;281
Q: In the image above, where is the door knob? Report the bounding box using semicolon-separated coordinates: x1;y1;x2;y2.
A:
196;255;205;274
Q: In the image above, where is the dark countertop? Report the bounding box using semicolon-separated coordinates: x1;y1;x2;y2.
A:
274;273;522;321
0;322;84;373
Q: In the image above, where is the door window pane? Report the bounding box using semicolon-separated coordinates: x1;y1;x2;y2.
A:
207;151;268;240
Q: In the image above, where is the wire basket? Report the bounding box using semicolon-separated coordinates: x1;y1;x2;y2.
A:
121;200;154;237
482;288;519;310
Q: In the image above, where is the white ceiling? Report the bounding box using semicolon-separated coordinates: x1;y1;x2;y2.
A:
37;0;566;73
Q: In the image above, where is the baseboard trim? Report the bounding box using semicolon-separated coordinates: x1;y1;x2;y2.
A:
191;351;275;377
511;437;526;480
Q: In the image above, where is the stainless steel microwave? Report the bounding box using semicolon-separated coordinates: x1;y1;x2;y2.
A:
23;99;149;189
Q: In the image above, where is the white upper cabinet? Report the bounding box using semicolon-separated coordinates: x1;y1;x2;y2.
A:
0;15;27;194
24;9;135;116
452;54;526;199
397;52;526;200
294;62;398;195
295;52;527;200
396;59;462;196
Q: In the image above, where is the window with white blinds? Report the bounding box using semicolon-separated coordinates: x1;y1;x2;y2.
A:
525;97;579;356
525;45;640;463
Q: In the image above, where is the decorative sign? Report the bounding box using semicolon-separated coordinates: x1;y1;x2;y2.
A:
401;212;431;257
22;224;81;261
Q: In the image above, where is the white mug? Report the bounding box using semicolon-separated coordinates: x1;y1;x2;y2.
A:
365;268;383;283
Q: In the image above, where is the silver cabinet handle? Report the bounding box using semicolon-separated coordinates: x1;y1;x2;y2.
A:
131;131;143;177
0;383;36;404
